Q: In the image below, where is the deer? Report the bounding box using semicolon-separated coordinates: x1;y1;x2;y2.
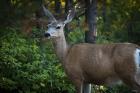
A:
42;5;140;93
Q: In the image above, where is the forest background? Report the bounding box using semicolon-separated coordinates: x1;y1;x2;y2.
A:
0;0;140;93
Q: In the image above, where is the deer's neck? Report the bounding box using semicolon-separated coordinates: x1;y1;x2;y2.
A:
52;35;68;63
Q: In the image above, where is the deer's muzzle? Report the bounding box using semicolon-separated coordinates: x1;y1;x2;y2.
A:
44;33;50;38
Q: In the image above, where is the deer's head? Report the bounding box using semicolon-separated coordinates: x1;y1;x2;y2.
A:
42;5;75;39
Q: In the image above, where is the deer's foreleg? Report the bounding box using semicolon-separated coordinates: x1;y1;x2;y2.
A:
83;83;91;93
72;79;83;93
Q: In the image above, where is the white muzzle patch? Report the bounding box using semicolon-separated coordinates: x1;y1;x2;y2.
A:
134;48;140;73
47;28;58;37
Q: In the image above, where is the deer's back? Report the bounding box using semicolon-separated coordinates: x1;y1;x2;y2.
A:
64;43;139;85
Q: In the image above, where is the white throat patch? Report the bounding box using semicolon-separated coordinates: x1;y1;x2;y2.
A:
134;48;140;73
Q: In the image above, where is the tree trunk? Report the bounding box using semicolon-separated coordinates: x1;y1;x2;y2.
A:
102;0;106;23
0;0;14;26
55;0;62;15
102;0;109;33
85;0;97;43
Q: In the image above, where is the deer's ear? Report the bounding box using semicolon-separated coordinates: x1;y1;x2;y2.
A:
64;8;75;24
42;5;57;22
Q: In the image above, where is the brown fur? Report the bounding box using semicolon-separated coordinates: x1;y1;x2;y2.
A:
63;43;140;93
43;6;140;92
46;28;140;93
47;32;140;93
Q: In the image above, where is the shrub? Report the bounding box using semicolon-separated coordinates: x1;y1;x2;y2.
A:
0;28;74;93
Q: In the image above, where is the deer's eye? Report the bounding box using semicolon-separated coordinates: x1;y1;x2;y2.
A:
56;26;61;29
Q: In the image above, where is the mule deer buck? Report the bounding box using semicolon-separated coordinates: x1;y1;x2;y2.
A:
42;5;140;93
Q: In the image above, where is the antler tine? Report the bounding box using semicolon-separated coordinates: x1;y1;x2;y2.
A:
42;5;57;22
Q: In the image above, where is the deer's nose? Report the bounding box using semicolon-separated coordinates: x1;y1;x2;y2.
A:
44;33;50;37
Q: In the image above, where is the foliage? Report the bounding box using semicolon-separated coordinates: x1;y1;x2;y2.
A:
0;28;74;93
97;0;140;44
0;0;140;93
67;27;85;44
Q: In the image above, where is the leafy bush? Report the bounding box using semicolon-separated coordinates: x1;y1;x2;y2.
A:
0;28;74;93
67;27;85;44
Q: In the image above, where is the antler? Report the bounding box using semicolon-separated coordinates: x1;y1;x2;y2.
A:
42;5;57;22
